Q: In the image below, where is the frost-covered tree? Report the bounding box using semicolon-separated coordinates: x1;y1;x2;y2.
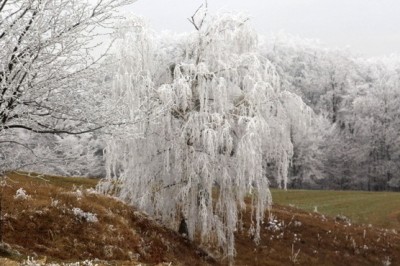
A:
262;35;352;188
264;35;361;125
0;129;105;176
100;11;309;259
314;57;400;191
349;60;400;190
0;0;136;173
280;92;328;188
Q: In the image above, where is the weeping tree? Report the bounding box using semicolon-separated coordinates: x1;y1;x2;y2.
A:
100;10;308;259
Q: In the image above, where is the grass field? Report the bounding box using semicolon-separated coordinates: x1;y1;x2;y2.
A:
272;189;400;230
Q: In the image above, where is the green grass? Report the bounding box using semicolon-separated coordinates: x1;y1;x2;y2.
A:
271;189;400;230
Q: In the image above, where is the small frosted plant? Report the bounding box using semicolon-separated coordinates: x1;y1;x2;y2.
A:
14;188;30;200
382;256;392;266
72;208;98;223
51;198;59;207
289;244;301;265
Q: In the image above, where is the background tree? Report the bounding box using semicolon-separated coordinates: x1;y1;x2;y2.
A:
281;93;329;189
349;60;400;190
264;34;400;191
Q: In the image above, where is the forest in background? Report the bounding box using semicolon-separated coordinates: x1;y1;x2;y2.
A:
265;36;400;192
3;19;399;192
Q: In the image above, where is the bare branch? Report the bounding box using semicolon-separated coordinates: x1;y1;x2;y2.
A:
0;0;8;14
0;5;31;39
187;3;207;31
4;124;104;135
0;140;40;158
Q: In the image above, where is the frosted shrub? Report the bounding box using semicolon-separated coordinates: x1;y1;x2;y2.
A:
51;198;59;207
22;257;41;266
72;208;98;223
71;189;83;200
14;188;30;200
85;188;99;195
382;256;392;266
294;221;302;227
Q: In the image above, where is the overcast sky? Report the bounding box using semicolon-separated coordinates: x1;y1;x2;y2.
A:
123;0;400;57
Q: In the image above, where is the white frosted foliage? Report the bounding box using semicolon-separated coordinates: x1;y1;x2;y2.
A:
100;13;303;259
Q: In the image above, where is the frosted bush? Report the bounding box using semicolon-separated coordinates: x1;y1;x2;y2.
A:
14;188;30;200
74;189;83;198
72;208;98;223
21;257;41;266
51;198;59;207
382;256;392;266
335;214;351;225
85;188;99;195
71;185;84;199
294;221;302;227
266;217;283;232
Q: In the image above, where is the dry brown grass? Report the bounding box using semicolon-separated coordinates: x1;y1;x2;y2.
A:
1;172;400;265
231;205;400;266
0;172;215;265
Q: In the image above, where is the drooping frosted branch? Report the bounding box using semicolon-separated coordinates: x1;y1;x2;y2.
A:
100;13;307;260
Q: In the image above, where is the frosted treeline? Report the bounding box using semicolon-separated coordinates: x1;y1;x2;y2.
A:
264;37;400;190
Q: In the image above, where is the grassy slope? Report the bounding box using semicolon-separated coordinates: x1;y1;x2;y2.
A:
272;189;400;230
0;172;215;265
1;172;400;265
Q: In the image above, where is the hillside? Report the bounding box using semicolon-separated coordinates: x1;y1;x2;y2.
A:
0;172;215;265
0;172;400;265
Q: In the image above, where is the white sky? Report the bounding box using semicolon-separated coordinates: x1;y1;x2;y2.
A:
121;0;400;57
